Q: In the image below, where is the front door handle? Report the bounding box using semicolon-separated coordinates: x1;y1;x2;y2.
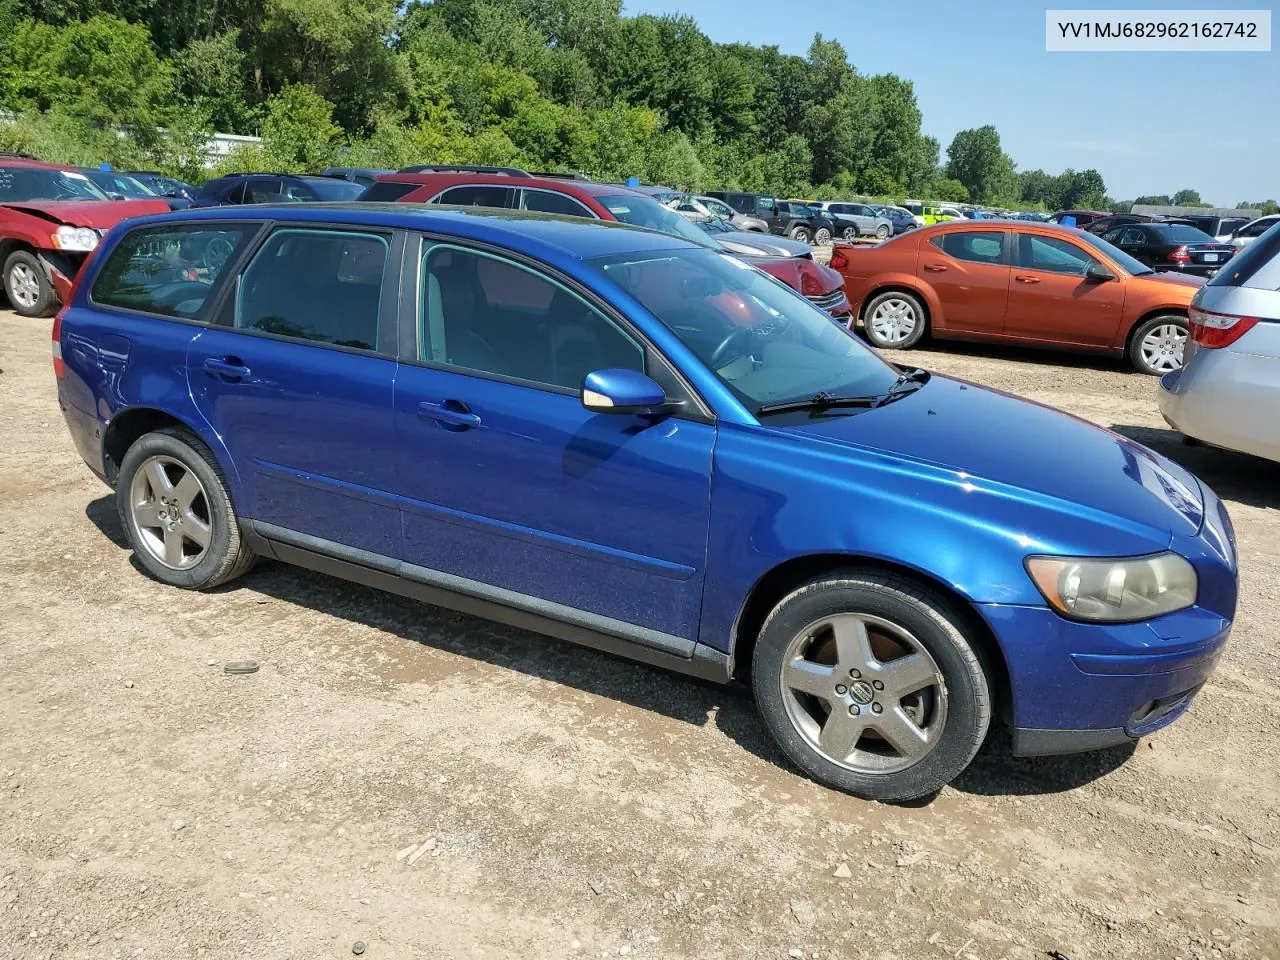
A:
923;263;948;272
418;400;481;431
1014;275;1042;284
202;357;251;380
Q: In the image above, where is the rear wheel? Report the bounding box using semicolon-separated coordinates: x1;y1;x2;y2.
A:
116;427;255;590
4;250;57;318
862;290;927;349
1129;314;1188;375
875;224;891;240
752;571;991;801
842;227;857;241
789;225;811;244
814;227;832;245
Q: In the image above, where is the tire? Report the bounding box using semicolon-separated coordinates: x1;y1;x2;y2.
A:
861;290;927;349
789;225;811;244
3;250;58;318
751;570;992;801
841;227;857;241
814;227;832;246
1128;314;1188;376
875;224;890;240
116;426;255;590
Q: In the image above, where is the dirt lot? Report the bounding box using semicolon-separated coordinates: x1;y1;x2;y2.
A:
2;309;1278;960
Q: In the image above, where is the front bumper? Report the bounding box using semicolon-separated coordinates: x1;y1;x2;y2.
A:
979;601;1231;757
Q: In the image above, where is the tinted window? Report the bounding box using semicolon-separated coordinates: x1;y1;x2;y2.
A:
360;180;419;202
436;185;515;208
237;228;387;351
244;179;283;203
1151;224;1215;243
1118;228;1147;245
305;178;367;201
420;245;643;390
278;181;314;202
0;166;106;201
222;182;248;204
520;189;592;217
1015;234;1095;275
1220;218;1249;235
1077;230;1154;275
931;231;1005;264
1102;228;1123;243
1241;218;1277;238
92;224;256;319
1209;219;1280;288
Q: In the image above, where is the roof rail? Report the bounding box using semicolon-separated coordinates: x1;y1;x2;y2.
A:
528;170;593;182
0;151;40;160
398;164;532;178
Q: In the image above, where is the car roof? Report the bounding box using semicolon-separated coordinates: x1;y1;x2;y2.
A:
0;156;73;171
123;202;699;260
373;169;645;202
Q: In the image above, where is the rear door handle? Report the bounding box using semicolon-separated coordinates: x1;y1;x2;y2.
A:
202;357;251;380
923;263;948;272
418;400;481;431
1014;275;1041;284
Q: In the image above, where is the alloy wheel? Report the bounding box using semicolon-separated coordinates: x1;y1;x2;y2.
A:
8;262;41;310
128;455;213;570
815;228;832;245
779;613;947;774
1140;323;1186;372
842;227;857;240
869;297;918;345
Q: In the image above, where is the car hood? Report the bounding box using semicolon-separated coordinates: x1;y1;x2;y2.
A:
0;198;171;229
715;232;811;258
1134;270;1208;291
788;374;1203;538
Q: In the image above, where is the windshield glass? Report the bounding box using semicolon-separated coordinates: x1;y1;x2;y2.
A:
1076;230;1154;275
307;178;367;200
592;248;898;412
88;172;157;197
598;194;718;249
697;218;734;234
0;166;108;202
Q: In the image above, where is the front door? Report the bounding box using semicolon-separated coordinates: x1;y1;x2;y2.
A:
391;239;715;648
187;224;403;557
1003;232;1126;348
919;229;1011;336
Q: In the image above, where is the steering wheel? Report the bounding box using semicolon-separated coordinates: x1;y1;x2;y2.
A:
709;327;755;370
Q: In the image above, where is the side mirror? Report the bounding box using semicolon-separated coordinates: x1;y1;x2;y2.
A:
581;368;680;416
1085;264;1115;283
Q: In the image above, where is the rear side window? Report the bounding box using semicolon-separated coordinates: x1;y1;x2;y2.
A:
236;228;389;351
360;180;419;202
92;224;258;319
1209;219;1280;289
931;231;1005;265
519;189;592;217
436;185;515;208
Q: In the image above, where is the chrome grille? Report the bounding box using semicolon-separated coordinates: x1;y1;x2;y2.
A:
806;290;846;310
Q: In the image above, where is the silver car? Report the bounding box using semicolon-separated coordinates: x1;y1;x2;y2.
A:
1158;219;1280;463
667;194;770;233
812;201;893;240
1229;214;1280;252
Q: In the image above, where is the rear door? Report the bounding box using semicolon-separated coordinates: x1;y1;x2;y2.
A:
919;229;1011;335
1004;231;1125;347
390;236;715;648
186;222;404;556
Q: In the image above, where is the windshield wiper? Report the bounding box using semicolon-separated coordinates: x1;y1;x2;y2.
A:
756;369;930;416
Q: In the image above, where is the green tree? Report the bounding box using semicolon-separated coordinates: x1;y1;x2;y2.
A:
945;125;1016;204
171;30;257;134
258;83;342;169
929;177;969;202
1172;188;1203;206
1057;168;1107;210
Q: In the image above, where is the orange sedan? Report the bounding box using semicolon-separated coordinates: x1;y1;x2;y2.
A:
830;221;1208;375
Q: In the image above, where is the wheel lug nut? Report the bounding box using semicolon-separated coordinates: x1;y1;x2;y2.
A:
848;669;860;679
848;705;859;716
871;703;883;714
835;684;847;695
872;680;884;691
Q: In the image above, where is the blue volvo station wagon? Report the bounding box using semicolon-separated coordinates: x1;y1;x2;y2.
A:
54;203;1238;800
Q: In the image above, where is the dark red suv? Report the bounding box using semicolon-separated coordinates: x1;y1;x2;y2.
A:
363;166;851;322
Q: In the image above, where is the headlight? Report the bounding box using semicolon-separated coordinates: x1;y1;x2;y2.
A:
52;226;99;252
1025;553;1197;622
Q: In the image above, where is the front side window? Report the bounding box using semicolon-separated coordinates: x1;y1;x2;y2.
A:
1118;228;1147;246
244;179;283;203
593;248;898;412
0;166;107;202
237;228;388;351
930;231;1005;265
1015;234;1096;276
436;185;515;209
520;189;592;217
92;224;257;319
420;245;644;390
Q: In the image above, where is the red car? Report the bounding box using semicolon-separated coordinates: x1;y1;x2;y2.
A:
1;155;170;317
364;166;852;323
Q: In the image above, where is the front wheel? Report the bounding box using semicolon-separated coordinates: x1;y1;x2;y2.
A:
862;290;927;349
841;227;857;241
875;224;890;240
789;225;811;244
1129;314;1188;375
4;250;58;318
116;427;255;589
813;227;832;245
752;571;992;801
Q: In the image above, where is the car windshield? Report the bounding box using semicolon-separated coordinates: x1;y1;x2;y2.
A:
1076;230;1154;275
591;248;899;412
597;193;718;249
697;218;735;234
1152;224;1216;243
0;166;109;201
88;172;157;197
306;178;367;201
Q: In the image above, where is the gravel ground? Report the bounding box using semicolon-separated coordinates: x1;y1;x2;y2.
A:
2;308;1278;960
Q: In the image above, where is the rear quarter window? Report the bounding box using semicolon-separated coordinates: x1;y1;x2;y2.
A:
91;224;258;319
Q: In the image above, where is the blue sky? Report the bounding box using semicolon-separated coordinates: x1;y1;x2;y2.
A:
625;0;1278;205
